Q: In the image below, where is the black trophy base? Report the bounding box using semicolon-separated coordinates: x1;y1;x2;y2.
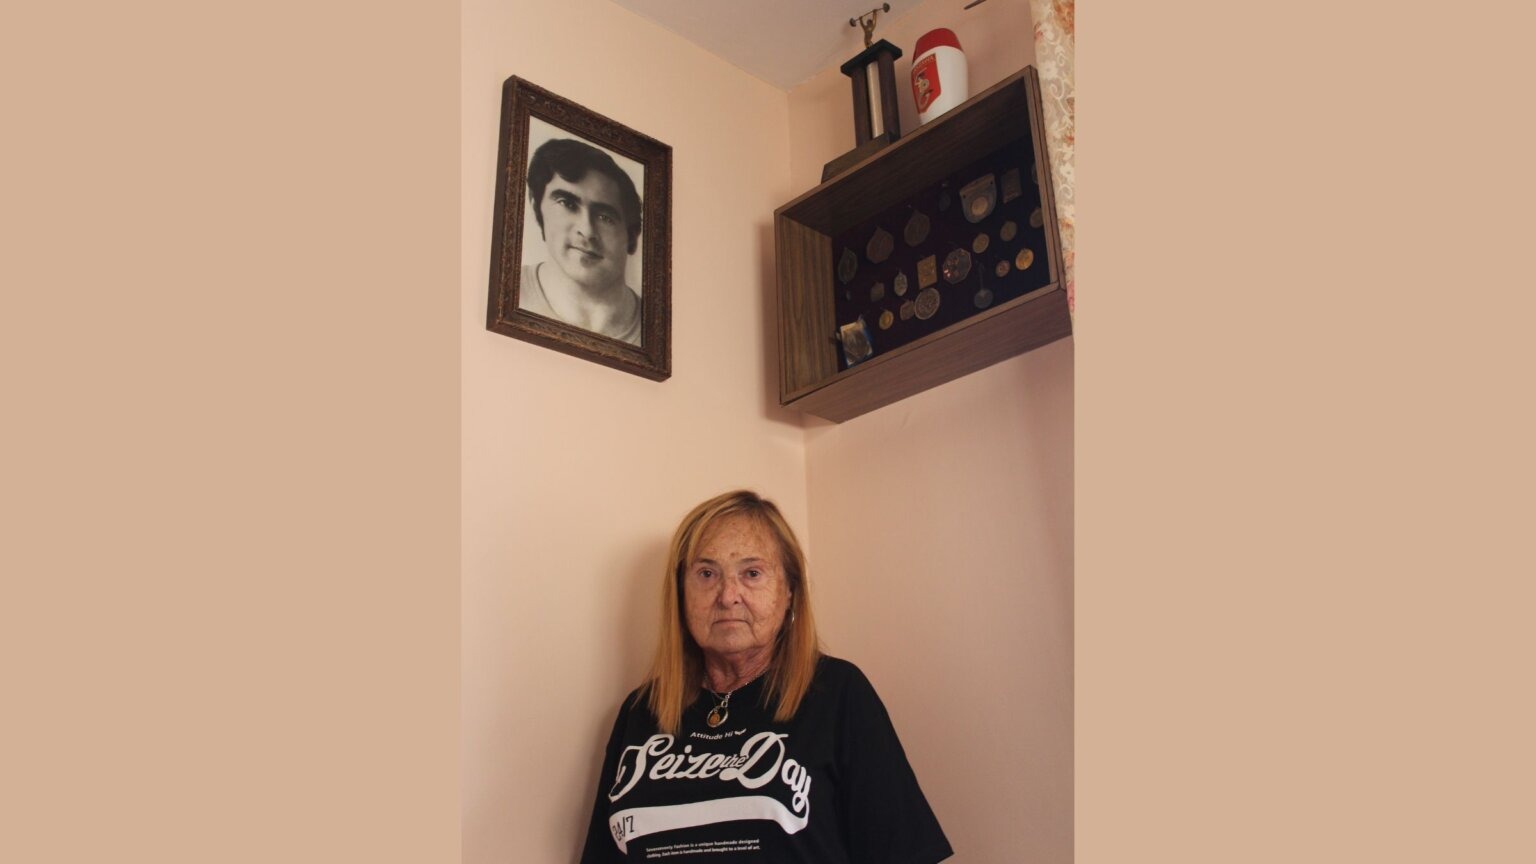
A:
822;131;897;183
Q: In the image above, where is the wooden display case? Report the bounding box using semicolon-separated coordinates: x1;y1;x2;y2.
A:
775;66;1071;423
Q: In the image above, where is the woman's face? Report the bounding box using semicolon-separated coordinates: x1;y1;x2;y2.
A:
683;514;792;664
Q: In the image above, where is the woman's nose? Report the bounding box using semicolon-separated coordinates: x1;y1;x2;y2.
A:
716;575;743;605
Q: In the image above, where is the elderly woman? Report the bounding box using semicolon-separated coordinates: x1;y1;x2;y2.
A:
581;490;952;863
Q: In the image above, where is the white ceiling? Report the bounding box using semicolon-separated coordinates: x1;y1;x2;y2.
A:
606;0;929;90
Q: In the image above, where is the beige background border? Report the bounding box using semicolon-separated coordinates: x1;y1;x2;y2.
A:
3;1;460;861
1078;2;1534;861
5;1;1533;862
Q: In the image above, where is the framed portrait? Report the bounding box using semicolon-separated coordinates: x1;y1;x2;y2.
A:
487;77;672;380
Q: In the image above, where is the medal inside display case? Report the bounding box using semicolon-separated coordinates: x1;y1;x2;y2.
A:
828;137;1048;370
775;67;1071;422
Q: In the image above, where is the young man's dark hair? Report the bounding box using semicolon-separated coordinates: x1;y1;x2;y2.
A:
527;138;643;254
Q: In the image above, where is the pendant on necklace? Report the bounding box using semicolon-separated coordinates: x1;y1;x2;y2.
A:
707;707;727;728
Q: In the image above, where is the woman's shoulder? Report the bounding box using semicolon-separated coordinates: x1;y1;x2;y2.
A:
813;654;874;690
619;684;650;714
604;686;661;738
808;656;892;723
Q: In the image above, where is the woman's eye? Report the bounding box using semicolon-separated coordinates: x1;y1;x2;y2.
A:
697;569;715;580
745;569;762;579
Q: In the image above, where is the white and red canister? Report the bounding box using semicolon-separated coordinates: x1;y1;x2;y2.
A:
910;28;968;125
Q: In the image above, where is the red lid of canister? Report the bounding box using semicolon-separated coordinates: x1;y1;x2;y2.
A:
914;27;962;57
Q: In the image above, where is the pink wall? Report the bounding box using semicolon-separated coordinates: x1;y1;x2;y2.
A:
789;1;1074;862
801;341;1074;864
461;1;803;861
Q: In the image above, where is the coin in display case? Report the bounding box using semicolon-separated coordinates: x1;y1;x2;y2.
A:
914;287;940;320
903;210;931;246
893;270;908;296
878;309;894;330
974;287;994;309
917;254;938;289
972;232;990;254
1001;167;1023;204
959;174;997;223
899;299;915;320
870;281;885;303
838;247;858;284
1029;207;1044;229
999;220;1018;242
839;318;872;365
1015;248;1035;270
866;227;894;264
942;248;972;284
995;260;1011;278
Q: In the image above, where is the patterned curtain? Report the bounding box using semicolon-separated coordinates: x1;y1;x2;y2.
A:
1030;0;1074;314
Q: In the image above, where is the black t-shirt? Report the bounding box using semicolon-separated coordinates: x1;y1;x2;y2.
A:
580;655;952;863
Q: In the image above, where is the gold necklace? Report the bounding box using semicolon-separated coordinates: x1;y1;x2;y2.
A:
703;668;767;728
705;688;734;728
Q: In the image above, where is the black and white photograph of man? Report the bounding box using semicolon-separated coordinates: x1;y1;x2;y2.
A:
518;116;645;346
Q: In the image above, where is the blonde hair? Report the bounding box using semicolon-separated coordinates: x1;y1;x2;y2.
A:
642;490;821;734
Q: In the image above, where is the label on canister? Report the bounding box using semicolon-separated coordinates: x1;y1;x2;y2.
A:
912;55;943;114
911;29;967;125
